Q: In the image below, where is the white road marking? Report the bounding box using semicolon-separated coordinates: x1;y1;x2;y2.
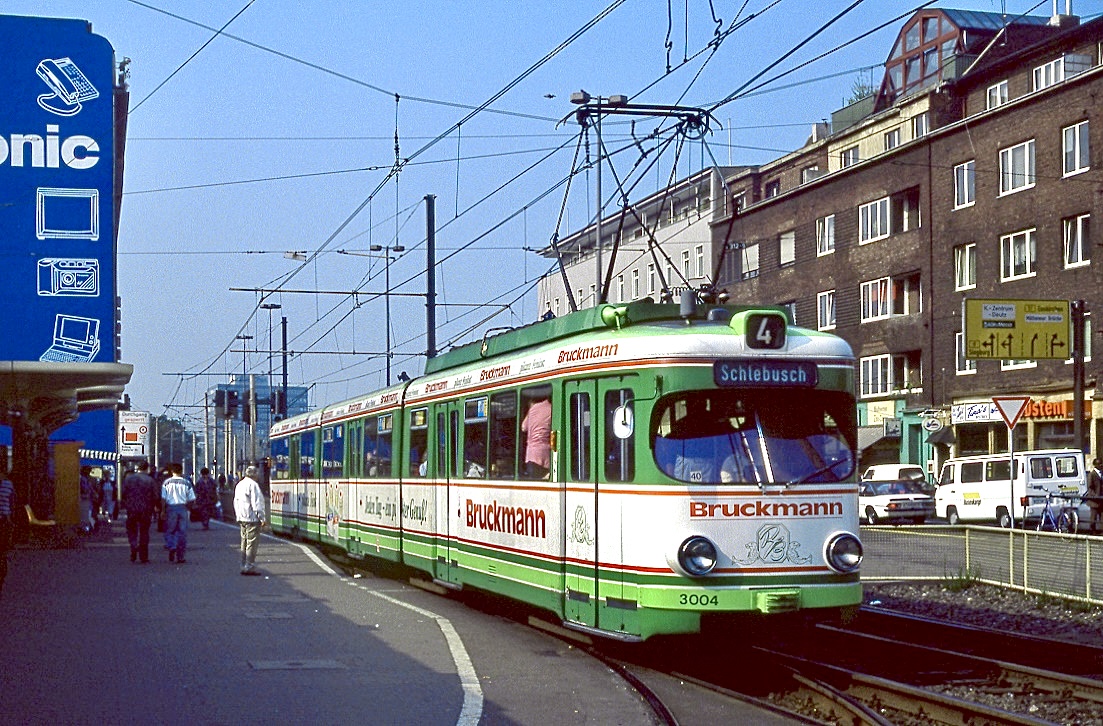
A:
284;540;483;725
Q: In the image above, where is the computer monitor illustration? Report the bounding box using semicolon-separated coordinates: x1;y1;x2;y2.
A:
36;188;99;241
39;314;100;363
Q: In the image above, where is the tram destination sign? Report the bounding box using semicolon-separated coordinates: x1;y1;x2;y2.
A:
714;360;818;387
963;298;1070;360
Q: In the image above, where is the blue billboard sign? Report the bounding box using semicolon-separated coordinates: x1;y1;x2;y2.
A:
1;15;116;364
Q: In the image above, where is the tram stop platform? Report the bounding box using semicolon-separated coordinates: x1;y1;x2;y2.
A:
0;514;659;724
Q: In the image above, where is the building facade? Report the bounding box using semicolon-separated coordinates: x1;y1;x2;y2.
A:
713;7;1101;472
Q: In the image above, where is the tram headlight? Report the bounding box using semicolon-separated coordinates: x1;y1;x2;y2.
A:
824;532;863;574
677;536;718;576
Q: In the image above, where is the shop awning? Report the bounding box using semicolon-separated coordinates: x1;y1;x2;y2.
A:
926;426;956;445
858;425;898;451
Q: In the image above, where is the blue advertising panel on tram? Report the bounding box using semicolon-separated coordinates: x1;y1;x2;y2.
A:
0;15;116;363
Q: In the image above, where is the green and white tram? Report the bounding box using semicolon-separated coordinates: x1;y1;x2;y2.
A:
269;301;862;640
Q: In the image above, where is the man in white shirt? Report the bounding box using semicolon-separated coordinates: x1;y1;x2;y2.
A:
234;464;266;575
161;462;196;564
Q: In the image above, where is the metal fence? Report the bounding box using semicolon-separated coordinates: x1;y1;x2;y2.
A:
860;525;1103;605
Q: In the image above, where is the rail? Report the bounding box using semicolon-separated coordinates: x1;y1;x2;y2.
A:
861;524;1103;605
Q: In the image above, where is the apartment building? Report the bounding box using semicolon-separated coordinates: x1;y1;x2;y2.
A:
536;166;740;316
714;7;1102;470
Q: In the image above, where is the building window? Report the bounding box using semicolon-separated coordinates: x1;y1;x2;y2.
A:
779;230;795;266
681;249;691;279
1063;120;1090;177
840;145;859;168
912;113;928;138
554;298;560;316
999;139;1035;195
955;332;976;375
860;355;892;397
781;300;797;325
954;160;975;208
859;197;890;244
860;277;891;322
616;274;624;303
954;242;976;291
733;193;746;213
884;128;900;150
816;214;835;256
1033;58;1064;91
1064;213;1090;268
1001;228;1036;281
694;245;705;278
647;263;655;295
986;80;1008;109
1001;359;1037;371
802;165;824;183
764;180;781;198
741;243;759;280
890;187;921;234
817;290;836;331
631;269;639;298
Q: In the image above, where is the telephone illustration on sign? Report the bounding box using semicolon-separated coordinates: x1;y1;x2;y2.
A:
36;57;99;116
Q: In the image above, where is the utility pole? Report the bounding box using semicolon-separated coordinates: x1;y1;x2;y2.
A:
426;194;437;359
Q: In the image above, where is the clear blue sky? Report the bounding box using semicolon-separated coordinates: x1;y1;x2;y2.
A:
4;0;1066;429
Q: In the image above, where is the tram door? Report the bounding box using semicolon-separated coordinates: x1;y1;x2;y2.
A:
432;403;460;585
563;379;598;627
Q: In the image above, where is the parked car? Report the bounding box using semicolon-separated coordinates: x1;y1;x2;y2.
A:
862;464;932;494
859;479;936;525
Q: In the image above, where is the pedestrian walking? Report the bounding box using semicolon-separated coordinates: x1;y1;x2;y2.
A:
234;464;266;575
121;461;158;563
79;466;95;533
0;461;15;598
161;463;195;563
101;475;114;524
1088;458;1103;534
193;467;219;529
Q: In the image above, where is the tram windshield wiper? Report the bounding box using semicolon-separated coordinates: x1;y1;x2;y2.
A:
785;455;852;487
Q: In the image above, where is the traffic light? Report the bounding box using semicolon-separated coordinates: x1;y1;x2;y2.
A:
226;390;239;418
214;389;226;417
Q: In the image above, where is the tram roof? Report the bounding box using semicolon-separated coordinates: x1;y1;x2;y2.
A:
425;302;789;375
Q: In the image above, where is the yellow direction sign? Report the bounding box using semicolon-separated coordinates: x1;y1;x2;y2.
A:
964;298;1070;360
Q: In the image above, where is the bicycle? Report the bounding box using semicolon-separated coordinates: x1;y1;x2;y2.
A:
1036;491;1079;534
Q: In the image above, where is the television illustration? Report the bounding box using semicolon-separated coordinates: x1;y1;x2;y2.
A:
39;314;100;363
35;188;99;241
37;258;100;297
36;57;99;116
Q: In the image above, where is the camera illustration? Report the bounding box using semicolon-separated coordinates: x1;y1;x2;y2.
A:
37;258;99;297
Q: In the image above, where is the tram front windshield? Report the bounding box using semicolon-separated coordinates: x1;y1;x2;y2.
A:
653;390;855;485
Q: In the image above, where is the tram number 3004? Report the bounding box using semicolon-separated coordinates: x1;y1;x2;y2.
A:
680;593;720;606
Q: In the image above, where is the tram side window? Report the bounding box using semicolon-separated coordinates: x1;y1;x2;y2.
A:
604;389;634;482
299;432;316;479
464;397;488;478
569;392;591;481
272;437;290;480
520;385;552;480
322;424;344;479
364;415;393;478
489;392;517;479
410;408;429;476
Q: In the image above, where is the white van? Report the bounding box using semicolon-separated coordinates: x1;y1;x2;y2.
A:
935;449;1087;527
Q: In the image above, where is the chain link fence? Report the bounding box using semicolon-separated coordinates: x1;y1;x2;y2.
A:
860;525;1103;604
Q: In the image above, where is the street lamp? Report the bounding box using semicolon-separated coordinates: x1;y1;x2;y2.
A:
259;303;281;420
369;243;405;386
235;334;253;380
